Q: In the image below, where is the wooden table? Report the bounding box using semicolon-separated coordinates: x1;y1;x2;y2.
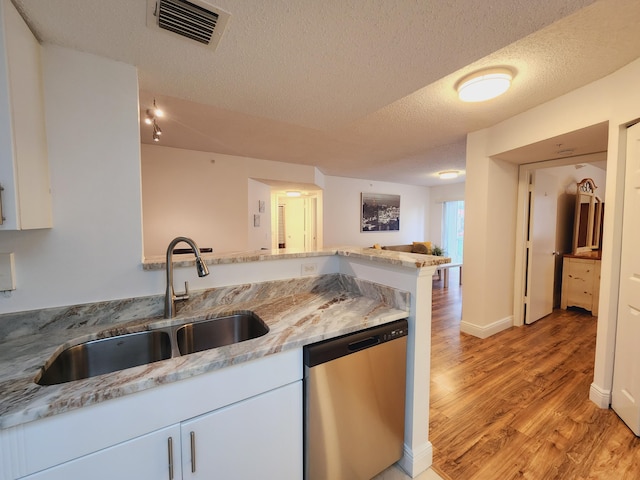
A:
438;263;462;288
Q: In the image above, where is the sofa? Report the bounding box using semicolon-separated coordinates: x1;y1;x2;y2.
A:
374;243;462;287
373;241;433;255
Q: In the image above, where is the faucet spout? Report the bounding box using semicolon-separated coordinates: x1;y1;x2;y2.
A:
165;236;210;318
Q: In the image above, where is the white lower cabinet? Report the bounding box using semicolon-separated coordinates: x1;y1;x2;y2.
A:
181;381;302;479
23;381;302;480
19;381;302;480
3;351;303;480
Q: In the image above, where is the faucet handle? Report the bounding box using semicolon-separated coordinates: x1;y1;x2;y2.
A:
175;281;190;301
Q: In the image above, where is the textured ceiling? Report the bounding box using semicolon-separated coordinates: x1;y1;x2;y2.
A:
13;0;640;186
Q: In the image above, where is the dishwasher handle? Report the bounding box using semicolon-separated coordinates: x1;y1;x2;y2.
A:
304;319;408;367
348;336;380;352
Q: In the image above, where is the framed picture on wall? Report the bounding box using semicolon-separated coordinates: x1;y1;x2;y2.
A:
361;193;400;232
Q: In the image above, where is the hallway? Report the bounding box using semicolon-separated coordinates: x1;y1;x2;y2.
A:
429;271;640;479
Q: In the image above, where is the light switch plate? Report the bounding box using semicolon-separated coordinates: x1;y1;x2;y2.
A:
0;253;16;291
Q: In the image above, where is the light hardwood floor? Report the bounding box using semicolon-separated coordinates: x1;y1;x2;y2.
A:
429;270;640;480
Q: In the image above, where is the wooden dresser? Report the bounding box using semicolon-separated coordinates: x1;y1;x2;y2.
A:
561;252;601;316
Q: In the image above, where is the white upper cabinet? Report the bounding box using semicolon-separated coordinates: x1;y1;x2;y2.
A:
0;0;52;230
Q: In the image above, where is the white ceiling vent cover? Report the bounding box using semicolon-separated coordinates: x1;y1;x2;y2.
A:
146;0;230;50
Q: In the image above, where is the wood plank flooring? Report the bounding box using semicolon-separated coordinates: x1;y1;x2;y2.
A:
429;270;640;479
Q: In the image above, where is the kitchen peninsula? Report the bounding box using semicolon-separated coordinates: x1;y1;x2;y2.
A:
0;247;448;479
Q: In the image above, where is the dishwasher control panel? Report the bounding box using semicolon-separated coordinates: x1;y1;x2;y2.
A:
383;325;407;342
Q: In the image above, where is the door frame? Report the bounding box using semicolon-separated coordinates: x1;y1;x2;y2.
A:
513;153;607;327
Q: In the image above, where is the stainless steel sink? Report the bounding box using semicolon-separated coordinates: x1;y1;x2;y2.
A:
176;312;269;355
37;331;172;386
36;312;270;385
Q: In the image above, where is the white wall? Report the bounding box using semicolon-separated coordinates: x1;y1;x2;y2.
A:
0;45;435;317
323;175;430;247
462;141;519;338
428;182;465;247
141;144;320;256
463;56;640;406
247;179;272;251
0;45;156;314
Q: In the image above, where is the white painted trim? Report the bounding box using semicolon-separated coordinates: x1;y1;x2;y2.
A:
460;316;513;339
589;382;611;409
512;167;531;327
398;440;433;478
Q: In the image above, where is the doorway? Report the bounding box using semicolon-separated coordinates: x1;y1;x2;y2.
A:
273;193;320;251
515;156;608;326
442;201;464;264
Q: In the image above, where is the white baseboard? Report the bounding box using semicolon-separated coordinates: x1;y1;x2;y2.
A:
589;382;611;408
460;316;512;339
398;441;433;478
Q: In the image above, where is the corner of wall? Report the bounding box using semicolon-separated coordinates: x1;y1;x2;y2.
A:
589;382;611;409
313;167;325;189
460;316;513;339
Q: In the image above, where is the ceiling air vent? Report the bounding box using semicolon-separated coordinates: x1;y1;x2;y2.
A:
147;0;230;50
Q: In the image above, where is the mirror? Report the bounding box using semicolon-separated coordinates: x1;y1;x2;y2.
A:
573;178;603;254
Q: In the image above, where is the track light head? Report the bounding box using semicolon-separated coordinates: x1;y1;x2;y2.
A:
153;99;164;118
144;110;154;125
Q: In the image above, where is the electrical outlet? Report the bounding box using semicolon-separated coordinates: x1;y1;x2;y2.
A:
301;263;318;276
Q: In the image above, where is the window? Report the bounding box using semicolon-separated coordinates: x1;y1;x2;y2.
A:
442;201;464;263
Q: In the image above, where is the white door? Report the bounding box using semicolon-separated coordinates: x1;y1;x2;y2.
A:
612;121;640;435
527;170;558;324
284;197;306;250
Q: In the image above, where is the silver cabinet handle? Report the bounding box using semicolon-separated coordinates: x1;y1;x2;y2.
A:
190;431;196;473
0;184;4;225
168;437;174;480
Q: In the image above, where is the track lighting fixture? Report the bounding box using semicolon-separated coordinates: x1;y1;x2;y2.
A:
144;98;164;142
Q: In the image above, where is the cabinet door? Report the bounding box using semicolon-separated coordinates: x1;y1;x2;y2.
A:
181;381;302;480
0;0;52;230
20;424;180;480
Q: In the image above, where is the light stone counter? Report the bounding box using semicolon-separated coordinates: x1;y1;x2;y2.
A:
0;273;409;430
143;246;450;270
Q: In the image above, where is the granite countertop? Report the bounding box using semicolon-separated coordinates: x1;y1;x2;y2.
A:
143;246;451;270
0;274;409;430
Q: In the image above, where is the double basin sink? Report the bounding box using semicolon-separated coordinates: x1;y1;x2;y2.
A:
36;312;269;386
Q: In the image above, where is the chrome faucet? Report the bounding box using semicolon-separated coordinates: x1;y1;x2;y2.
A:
165;236;210;318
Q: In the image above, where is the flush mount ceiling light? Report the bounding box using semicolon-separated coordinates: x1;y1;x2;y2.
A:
286;191;302;197
438;170;459;180
456;68;513;102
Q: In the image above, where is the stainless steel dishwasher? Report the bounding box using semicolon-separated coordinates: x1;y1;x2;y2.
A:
304;319;408;480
